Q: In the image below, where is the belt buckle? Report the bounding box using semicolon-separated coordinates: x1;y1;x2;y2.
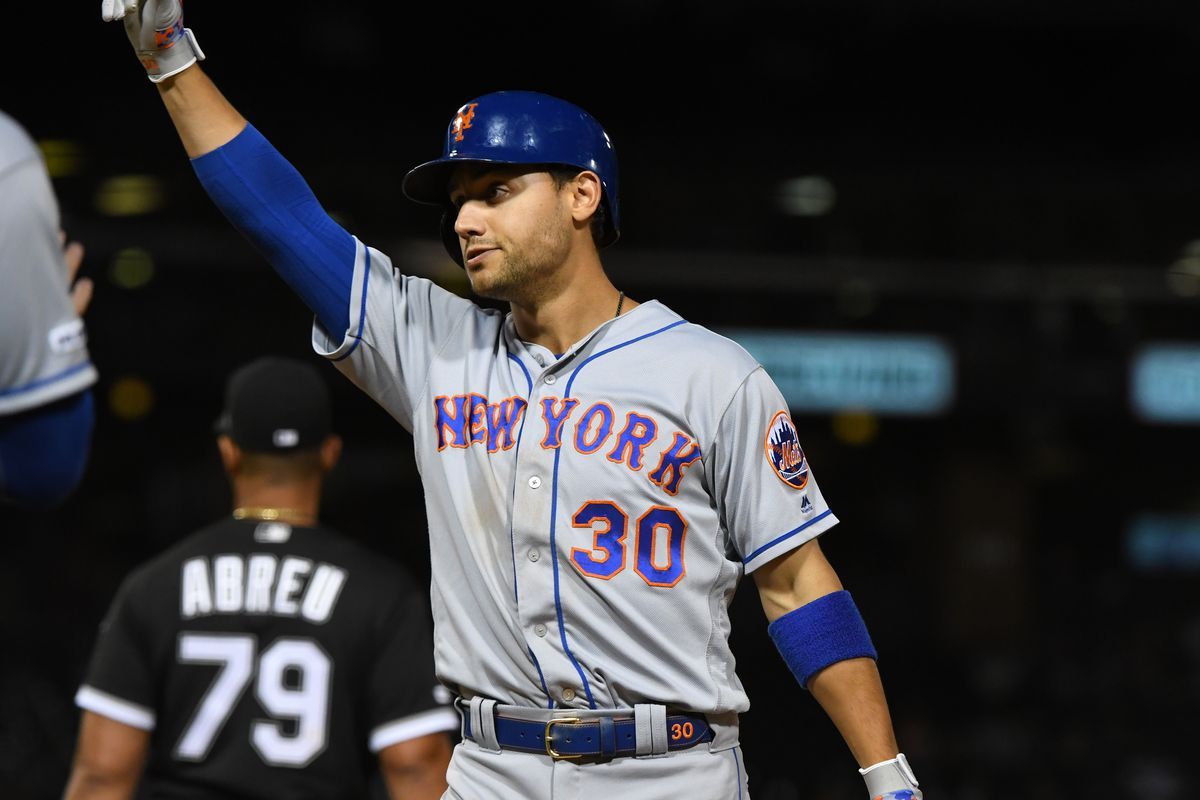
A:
545;717;582;760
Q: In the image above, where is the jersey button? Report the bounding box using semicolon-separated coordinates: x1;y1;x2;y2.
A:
544;374;557;385
527;549;540;562
561;688;576;702
533;623;548;637
528;476;542;489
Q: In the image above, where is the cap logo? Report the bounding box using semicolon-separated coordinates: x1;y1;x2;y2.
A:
273;429;300;448
764;411;809;489
452;103;479;142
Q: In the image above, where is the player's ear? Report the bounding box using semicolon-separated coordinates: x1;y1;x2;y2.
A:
567;171;602;226
216;435;242;474
319;435;343;474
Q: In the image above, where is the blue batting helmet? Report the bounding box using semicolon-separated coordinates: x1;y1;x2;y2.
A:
402;90;620;265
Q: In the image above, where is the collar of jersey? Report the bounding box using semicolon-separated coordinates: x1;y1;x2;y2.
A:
509;299;677;368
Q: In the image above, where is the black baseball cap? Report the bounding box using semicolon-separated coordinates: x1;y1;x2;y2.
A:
213;357;332;453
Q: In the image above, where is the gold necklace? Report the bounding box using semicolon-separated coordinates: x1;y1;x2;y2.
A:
614;290;625;318
233;506;308;524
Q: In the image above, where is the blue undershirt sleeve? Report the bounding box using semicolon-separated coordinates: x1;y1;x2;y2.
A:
0;389;94;508
191;124;355;336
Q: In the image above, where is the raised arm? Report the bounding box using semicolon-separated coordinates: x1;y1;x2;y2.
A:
156;67;246;158
753;539;922;799
102;0;354;336
100;0;245;159
100;0;239;153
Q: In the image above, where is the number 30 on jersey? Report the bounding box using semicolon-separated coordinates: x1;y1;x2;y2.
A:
570;501;687;587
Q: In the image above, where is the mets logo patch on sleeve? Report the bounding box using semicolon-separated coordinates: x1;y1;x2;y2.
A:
764;411;809;489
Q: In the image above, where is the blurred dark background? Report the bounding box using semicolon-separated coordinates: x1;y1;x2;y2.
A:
5;1;1200;798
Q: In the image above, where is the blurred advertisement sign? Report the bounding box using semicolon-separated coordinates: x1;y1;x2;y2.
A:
1131;344;1200;423
719;330;955;415
1126;513;1200;570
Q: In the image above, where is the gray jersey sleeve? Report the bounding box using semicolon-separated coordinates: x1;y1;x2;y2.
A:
311;239;481;430
0;111;97;415
708;366;839;572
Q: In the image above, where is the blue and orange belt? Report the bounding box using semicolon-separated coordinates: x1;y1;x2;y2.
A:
461;709;715;762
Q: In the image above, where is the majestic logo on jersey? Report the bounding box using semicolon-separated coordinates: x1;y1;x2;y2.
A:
765;411;809;489
434;394;702;495
451;103;479;142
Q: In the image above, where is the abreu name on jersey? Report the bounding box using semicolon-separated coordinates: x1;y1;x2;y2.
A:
180;550;347;623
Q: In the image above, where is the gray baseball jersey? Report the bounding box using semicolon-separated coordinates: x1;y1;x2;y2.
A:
0;110;96;416
314;240;838;716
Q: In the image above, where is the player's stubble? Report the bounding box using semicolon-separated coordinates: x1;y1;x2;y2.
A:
463;188;574;307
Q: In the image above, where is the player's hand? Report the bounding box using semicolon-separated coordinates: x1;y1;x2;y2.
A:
60;232;93;316
101;0;205;83
875;790;923;800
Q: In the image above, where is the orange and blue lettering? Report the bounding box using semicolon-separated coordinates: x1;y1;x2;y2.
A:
566;502;690;588
467;393;489;445
434;395;470;450
670;721;695;740
486;397;527;452
436;393;526;452
634;506;687;587
570;501;628;579
606;412;658;470
648;433;702;495
540;398;579;449
574;403;615;454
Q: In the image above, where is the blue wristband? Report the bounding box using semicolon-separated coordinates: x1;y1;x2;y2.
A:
768;589;877;688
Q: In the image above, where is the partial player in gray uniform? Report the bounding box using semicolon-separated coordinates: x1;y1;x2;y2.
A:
0;110;98;506
103;3;924;797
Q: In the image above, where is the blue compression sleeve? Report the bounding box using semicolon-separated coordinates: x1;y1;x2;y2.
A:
0;389;94;508
768;589;878;688
191;125;355;336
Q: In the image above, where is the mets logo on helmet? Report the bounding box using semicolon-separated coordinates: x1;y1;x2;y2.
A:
452;103;479;142
764;411;809;490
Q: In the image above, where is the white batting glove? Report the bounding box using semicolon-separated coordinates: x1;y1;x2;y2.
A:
860;753;922;800
101;0;205;83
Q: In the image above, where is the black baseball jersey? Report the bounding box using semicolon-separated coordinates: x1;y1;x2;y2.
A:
75;517;457;799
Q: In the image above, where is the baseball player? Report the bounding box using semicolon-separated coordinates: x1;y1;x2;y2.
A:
64;356;457;800
103;3;924;797
0;109;98;507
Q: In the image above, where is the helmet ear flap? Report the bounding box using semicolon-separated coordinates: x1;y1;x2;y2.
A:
441;208;464;267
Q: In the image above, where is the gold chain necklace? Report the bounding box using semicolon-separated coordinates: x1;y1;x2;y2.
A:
233;506;309;524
